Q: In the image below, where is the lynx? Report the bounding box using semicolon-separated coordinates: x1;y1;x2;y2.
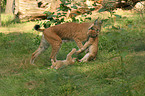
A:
30;19;102;64
50;48;76;69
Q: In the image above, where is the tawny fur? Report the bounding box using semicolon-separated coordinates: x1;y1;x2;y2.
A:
76;37;99;62
76;20;102;62
50;48;76;69
30;19;101;64
30;22;94;64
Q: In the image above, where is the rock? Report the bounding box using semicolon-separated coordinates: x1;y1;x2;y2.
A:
134;1;145;10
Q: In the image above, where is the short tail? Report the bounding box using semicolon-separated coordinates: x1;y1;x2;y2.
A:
34;25;44;32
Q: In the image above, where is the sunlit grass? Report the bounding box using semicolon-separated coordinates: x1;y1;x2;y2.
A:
1;14;16;26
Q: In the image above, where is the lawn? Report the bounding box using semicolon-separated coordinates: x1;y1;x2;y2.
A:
0;10;145;96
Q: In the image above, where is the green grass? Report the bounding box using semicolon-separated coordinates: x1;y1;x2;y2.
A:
0;11;145;96
1;14;17;26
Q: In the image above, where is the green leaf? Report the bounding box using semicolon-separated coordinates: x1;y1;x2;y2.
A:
75;2;81;6
114;14;122;18
62;12;67;15
65;3;71;5
71;5;78;9
112;26;119;30
43;11;47;14
60;15;66;17
92;2;97;6
90;8;95;11
102;19;109;22
80;18;84;22
85;17;91;20
72;13;77;16
61;18;64;22
81;15;87;17
98;8;106;13
51;15;56;17
76;11;81;13
72;17;76;22
43;11;52;15
57;13;61;16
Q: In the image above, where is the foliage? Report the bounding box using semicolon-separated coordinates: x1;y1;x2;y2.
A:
42;0;94;28
1;0;7;11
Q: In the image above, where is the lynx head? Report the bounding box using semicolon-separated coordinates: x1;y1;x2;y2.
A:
87;18;102;38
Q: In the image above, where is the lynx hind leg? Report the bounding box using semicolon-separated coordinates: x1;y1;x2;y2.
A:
80;53;90;62
73;38;83;49
44;32;62;62
30;35;49;64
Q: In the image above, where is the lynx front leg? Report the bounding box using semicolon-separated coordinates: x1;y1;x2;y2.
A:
80;53;96;62
73;38;83;49
76;38;93;54
80;53;90;62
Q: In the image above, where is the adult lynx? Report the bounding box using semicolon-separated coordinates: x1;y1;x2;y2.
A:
30;19;102;64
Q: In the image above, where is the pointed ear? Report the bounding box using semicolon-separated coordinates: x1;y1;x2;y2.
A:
94;18;103;25
94;18;99;25
99;20;103;24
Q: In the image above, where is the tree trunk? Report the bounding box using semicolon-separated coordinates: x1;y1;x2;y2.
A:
0;0;1;26
50;0;61;12
5;0;14;14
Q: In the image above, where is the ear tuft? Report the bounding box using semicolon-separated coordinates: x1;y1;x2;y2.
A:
94;17;103;25
99;20;103;24
94;19;98;25
94;17;100;25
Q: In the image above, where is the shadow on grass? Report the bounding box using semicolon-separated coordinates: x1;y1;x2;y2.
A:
133;41;145;52
0;30;145;96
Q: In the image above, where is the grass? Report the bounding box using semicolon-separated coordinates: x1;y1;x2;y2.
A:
0;10;145;96
0;13;37;34
1;14;16;27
